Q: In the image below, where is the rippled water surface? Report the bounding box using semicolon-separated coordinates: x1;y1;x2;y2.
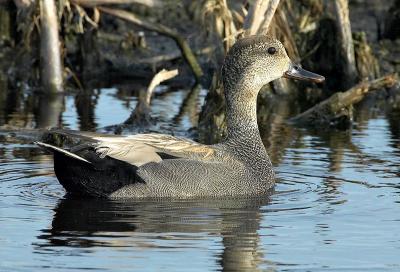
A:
1;87;400;271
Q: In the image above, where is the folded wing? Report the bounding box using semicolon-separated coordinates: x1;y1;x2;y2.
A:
93;133;216;167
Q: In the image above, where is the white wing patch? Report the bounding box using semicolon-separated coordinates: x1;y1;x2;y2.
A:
94;134;215;167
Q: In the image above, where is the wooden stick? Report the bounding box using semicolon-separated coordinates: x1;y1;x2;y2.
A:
40;0;63;93
98;6;203;81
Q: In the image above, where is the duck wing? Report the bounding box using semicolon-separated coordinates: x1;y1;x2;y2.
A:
93;133;217;167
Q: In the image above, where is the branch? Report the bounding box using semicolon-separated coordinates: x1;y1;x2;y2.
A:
98;6;203;81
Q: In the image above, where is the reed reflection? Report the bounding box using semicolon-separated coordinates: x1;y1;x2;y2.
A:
36;93;64;128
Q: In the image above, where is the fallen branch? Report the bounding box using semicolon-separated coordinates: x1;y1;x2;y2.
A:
289;74;398;128
98;6;203;81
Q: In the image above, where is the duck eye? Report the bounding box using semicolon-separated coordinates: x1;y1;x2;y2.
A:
267;47;277;55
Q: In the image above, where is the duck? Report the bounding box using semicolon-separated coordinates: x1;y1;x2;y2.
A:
36;35;324;198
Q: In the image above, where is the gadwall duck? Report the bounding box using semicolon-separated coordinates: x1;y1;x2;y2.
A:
37;35;324;198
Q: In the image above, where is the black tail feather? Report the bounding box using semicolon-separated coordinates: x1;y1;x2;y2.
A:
37;142;141;197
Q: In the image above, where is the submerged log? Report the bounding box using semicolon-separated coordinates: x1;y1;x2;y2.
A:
40;0;63;93
289;74;398;128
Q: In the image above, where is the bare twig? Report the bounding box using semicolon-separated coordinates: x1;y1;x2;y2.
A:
98;6;203;81
259;0;281;34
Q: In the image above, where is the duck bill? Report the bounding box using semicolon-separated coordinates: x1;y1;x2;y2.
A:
284;63;325;83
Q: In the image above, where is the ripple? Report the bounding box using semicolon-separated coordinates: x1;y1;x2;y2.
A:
0;144;63;209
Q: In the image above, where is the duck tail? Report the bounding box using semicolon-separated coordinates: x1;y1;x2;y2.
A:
35;142;91;164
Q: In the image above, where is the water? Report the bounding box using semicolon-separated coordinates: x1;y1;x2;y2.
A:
1;86;400;271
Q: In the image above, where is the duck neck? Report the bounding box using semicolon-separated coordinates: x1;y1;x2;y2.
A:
224;80;262;140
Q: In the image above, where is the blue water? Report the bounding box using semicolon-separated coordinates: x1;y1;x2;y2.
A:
0;87;399;271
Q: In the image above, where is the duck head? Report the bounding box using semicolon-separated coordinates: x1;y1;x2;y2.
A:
222;35;324;94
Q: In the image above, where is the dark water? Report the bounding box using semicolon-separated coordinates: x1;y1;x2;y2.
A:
1;87;400;271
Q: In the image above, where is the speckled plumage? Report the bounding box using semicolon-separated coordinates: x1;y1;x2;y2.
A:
38;35;299;198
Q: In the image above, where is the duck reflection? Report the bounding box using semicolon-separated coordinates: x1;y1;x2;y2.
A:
36;196;271;271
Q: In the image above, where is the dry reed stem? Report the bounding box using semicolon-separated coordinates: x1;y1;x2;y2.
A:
259;0;281;34
243;0;269;36
243;0;281;36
